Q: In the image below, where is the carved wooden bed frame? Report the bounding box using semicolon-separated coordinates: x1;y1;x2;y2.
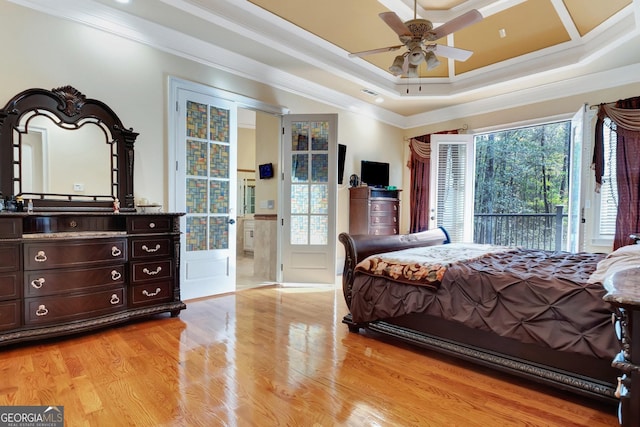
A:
339;230;619;404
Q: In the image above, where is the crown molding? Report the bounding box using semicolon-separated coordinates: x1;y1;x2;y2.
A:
8;0;640;130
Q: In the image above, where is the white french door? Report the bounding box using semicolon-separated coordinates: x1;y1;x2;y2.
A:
429;134;475;242
172;87;238;299
567;105;595;252
281;114;337;284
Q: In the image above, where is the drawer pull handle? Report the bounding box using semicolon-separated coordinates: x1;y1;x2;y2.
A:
394;205;398;211
111;246;122;257
143;266;162;276
34;251;47;262
35;304;49;316
110;294;120;305
111;270;122;281
142;244;161;253
31;278;45;289
143;288;162;297
149;222;156;229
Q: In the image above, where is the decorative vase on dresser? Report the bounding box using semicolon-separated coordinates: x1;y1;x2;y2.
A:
0;85;186;347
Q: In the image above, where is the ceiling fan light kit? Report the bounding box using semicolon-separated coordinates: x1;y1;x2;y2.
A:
389;55;405;76
349;2;483;78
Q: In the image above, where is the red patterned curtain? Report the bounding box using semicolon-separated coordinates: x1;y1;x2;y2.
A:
408;129;458;233
595;96;640;249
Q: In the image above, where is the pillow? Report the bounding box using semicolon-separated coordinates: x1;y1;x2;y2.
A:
587;244;640;284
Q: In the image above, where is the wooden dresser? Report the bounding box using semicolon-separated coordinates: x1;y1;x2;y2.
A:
0;212;186;347
349;186;400;235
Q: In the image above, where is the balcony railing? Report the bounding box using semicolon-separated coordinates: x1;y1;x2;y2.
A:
473;205;568;251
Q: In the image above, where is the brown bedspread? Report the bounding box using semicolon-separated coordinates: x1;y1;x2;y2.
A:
349;247;618;360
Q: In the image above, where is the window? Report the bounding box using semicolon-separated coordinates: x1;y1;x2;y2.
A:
596;118;618;237
473;121;572;250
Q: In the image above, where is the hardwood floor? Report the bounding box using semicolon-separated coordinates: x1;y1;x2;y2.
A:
0;286;618;426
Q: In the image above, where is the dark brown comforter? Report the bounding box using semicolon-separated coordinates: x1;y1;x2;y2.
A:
349;247;618;360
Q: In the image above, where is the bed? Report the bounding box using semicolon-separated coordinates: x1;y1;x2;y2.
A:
339;227;626;404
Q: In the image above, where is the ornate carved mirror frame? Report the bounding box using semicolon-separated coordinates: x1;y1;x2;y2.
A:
0;86;137;211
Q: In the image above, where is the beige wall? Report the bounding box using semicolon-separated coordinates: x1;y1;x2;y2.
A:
238;127;257;171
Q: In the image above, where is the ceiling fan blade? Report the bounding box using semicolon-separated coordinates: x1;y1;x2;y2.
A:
432;44;474;61
379;12;411;37
348;45;403;58
432;9;483;40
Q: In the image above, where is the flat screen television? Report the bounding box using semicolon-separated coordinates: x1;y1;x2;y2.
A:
258;163;274;179
360;160;389;188
338;144;347;184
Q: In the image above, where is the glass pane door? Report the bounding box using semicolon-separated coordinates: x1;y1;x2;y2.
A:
176;89;237;299
282;114;337;284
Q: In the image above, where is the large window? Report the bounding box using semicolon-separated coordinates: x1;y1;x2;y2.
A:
473;121;571;250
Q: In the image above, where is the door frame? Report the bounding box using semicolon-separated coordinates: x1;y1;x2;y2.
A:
167;77;288;296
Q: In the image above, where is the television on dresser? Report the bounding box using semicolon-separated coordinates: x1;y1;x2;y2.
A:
360;160;389;188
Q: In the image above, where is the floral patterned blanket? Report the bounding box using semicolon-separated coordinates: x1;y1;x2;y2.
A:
354;243;515;289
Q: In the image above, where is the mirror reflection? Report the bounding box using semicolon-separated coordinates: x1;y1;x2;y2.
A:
16;114;112;198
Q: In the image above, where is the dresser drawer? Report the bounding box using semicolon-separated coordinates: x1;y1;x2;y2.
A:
129;280;173;306
369;225;398;236
130;237;172;259
128;216;173;234
0;300;20;332
24;287;125;326
24;264;126;298
0;244;20;273
370;201;398;214
0;273;21;301
130;260;173;284
0;218;22;239
24;238;127;270
370;212;398;226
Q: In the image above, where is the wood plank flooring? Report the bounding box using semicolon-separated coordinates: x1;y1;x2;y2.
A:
0;285;618;426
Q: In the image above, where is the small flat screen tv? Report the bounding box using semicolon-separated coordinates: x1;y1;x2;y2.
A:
338;144;347;184
360;160;389;188
258;163;274;179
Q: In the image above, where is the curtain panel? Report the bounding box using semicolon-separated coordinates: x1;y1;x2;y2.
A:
595;97;640;249
408;130;458;233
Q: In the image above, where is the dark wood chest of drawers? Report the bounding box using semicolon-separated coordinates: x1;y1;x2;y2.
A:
0;213;185;347
349;186;400;235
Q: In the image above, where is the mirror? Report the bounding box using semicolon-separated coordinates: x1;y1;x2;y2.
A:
0;86;138;211
17;113;112;197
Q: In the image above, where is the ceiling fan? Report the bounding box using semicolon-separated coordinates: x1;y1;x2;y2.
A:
348;1;483;77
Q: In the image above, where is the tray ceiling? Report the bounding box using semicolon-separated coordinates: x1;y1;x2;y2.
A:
10;0;640;127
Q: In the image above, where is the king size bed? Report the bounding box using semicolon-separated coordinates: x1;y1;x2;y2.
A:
339;227;631;404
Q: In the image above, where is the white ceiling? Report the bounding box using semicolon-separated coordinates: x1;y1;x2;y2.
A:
9;0;640;129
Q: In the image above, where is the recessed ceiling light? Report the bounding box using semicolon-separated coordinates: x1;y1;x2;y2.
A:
115;0;131;4
375;97;384;103
361;88;379;97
